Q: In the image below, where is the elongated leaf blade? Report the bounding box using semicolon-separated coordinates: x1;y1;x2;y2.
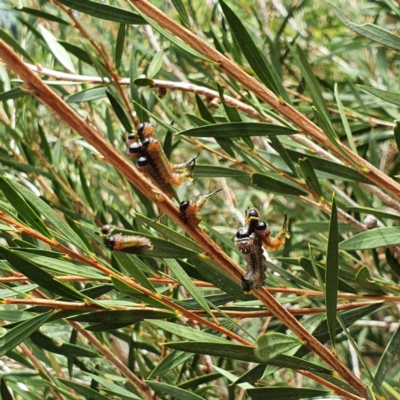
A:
0;176;52;239
163;259;213;317
360;85;400;107
297;158;322;197
255;333;301;362
252;173;307;196
246;387;330;400
180;122;297;138
0;247;85;300
58;379;109;400
11;180;89;252
220;1;281;98
149;320;230;344
57;0;146;24
375;323;400;388
0;27;34;63
326;195;339;348
148;350;193;378
38;24;75;72
332;4;400;52
340;227;400;250
0;312;53;356
146;381;204;400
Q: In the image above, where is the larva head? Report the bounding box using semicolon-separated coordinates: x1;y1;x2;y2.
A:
101;225;113;235
105;235;116;250
254;221;271;238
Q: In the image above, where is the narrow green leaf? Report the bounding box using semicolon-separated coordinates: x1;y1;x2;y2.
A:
0;312;53;356
269;136;298;177
0;247;85;300
220;1;281;98
115;23;126;71
394;121;400;154
366;386;376;400
335;83;357;154
66;87;107;103
10;180;90;252
246;387;330;400
112;252;155;292
30;331;98;358
0;176;52;238
106;92;132;132
149;320;231;344
16;7;71;25
0;87;27;102
278;149;372;183
298;257;357;294
360;85;400;107
110;276;173;310
290;44;330;122
58;41;94;66
146;381;204;400
235;365;266;384
332;4;400;52
340;227;400;250
297;158;322;197
192;256;248;300
0;283;38;299
148;350;193;378
195;93;215;123
255;333;301;362
135;215;203;253
163;258;213;317
179;122;297;137
133;78;155;87
59;379;109;400
326;194;339;348
0;378;13;400
194;165;249;179
344;206;400;221
84;373;141;400
165;341;255;362
147;50;164;79
165;341;331;374
37;124;53;164
0;27;34;63
295;303;383;358
385;248;400;279
171;0;190;27
375;323;400;388
178;372;223;390
216;84;240;122
38;24;75;73
57;0;146;24
14;251;102;279
355;267;386;295
251;173;307;196
70;309;173;324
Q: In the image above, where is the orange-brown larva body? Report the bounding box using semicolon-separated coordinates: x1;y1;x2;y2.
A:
105;233;153;251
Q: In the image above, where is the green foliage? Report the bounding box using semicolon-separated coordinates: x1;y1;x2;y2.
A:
0;0;399;399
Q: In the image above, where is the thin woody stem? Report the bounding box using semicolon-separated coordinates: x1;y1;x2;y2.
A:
0;40;366;397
